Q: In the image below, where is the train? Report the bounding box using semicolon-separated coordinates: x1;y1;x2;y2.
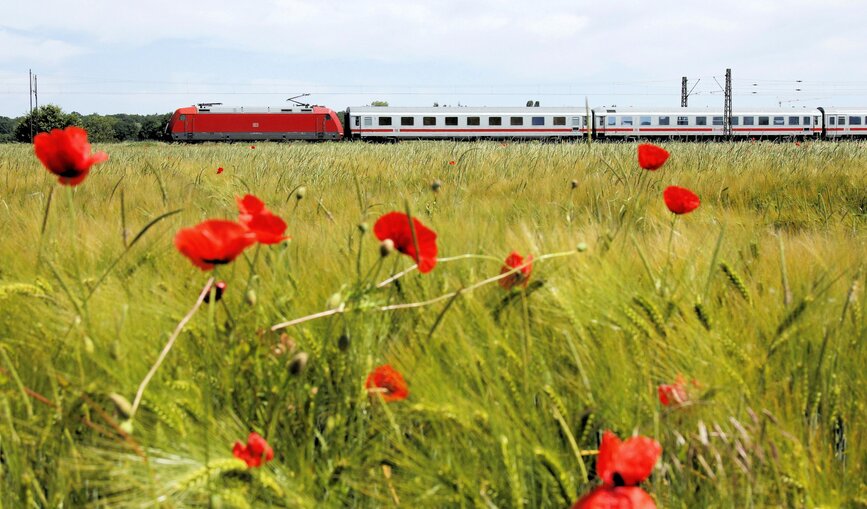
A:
167;102;867;142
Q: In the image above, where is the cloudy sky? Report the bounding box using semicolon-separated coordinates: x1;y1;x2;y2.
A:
2;0;866;116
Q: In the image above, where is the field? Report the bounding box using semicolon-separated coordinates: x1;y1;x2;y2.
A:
0;140;865;508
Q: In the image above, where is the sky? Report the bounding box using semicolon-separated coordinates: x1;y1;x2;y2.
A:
2;0;867;117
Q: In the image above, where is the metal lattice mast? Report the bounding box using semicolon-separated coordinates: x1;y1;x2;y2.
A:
723;68;732;137
681;77;688;107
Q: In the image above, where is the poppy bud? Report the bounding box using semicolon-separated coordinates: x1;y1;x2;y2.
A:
109;393;133;419
358;222;369;234
337;333;350;351
205;281;227;303
327;292;343;309
576;242;588;252
431;180;442;193
289;352;309;376
245;289;257;306
570;179;578;189
295;186;307;200
380;238;395;257
119;419;134;434
83;336;95;355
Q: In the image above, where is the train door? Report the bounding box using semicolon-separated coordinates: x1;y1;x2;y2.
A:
316;114;326;140
184;114;194;140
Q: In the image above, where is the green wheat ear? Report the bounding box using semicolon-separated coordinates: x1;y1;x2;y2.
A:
776;296;813;336
634;295;666;337
500;435;525;509
543;384;569;421
0;283;46;299
534;447;577;503
623;305;653;338
694;302;712;331
720;261;752;304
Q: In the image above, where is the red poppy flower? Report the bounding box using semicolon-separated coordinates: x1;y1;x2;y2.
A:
373;212;438;273
33;126;108;186
250;145;256;149
794;141;801;147
572;486;656;509
663;186;700;215
365;364;409;402
499;252;533;290
637;144;669;171
174;220;255;270
236;194;289;245
597;430;661;487
658;376;689;407
448;160;456;165
217;167;224;174
232;432;274;467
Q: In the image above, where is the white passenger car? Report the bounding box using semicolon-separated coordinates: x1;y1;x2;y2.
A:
345;106;588;140
592;107;819;139
817;108;867;139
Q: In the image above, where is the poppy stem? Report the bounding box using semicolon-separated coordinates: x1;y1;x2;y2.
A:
661;214;678;295
244;244;261;295
129;277;214;422
34;187;54;273
272;250;580;331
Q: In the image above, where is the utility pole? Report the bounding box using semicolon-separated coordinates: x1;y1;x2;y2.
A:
34;74;38;111
29;69;33;141
723;68;732;138
681;76;688;107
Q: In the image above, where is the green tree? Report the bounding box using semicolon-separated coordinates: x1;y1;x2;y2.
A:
81;114;118;143
13;104;76;142
370;100;389;107
138;113;171;141
0;116;17;142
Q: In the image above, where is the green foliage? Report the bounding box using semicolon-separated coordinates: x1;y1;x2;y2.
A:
0;141;865;507
370;100;389;107
13;104;76;141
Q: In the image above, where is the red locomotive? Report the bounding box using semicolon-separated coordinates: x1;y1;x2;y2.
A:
167;101;343;142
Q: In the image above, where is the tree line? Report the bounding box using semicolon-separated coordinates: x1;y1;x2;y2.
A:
0;104;172;143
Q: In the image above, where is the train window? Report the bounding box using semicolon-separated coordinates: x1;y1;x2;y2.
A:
743;117;754;126
554;116;566;126
758;117;769;125
829;116;835;125
379;117;393;126
445;117;458;126
788;116;799;125
621;117;633;126
659;116;670;126
467;117;481;126
179;114;186;121
696;117;707;126
773;117;784;126
607;117;616;126
712;116;723;126
423;117;436;126
804;116;811;125
325;114;332;121
364;117;372;126
532;116;545;126
677;116;689;126
731;117;739;125
511;117;524;126
489;117;502;126
850;116;862;125
838;116;846;125
640;116;651;126
401;117;414;126
354;117;360;126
